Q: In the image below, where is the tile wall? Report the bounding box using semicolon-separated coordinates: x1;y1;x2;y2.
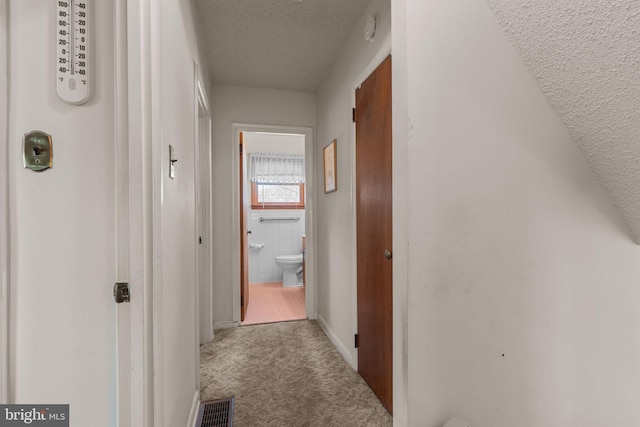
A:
248;209;306;283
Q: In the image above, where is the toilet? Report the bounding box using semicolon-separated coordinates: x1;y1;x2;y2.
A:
274;254;304;287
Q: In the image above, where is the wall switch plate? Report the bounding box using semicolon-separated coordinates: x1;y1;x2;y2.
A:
169;145;176;179
23;130;53;172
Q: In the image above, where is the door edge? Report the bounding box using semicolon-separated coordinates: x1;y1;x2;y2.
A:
195;65;213;345
0;0;9;405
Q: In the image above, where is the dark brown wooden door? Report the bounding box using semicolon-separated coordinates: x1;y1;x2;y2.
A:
356;55;393;414
240;132;250;321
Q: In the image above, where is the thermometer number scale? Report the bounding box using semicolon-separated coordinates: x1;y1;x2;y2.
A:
56;0;90;105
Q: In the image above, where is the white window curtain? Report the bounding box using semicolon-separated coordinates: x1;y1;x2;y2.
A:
249;153;305;184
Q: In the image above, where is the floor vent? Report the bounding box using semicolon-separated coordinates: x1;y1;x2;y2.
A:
195;398;234;427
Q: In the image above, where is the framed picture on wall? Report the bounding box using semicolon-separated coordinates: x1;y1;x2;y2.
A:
323;139;337;193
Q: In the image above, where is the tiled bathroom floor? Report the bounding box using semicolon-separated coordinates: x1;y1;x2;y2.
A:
241;282;306;326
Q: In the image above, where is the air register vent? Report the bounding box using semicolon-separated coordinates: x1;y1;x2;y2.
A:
195;398;234;427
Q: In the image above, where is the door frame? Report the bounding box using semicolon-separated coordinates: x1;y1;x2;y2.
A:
0;0;9;405
349;38;392;373
195;70;213;345
354;55;394;413
239;131;249;321
351;32;410;422
116;0;160;425
231;123;317;324
115;0;131;424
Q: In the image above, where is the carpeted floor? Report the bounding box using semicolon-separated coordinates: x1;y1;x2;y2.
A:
200;320;392;427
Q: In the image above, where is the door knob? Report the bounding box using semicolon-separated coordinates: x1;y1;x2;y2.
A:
384;249;392;260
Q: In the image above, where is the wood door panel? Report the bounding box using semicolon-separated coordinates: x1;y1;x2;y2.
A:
356;55;393;414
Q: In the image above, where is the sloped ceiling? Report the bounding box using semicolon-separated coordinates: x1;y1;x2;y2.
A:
193;0;372;92
486;0;640;243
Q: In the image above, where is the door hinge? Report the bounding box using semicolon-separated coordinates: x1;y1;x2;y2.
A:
114;282;130;304
199;236;203;244
239;143;243;154
354;334;359;348
352;108;356;123
241;296;244;306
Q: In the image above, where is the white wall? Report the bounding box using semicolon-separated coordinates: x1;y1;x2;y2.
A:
210;84;315;326
0;0;9;404
158;0;210;425
7;1;116;425
391;1;410;423
247;209;306;284
315;0;391;367
244;132;305;155
395;0;640;425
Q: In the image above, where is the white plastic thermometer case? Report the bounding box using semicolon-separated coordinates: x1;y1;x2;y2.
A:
56;0;90;105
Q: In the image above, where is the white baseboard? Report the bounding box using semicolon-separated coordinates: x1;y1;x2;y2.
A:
316;314;356;369
200;326;214;345
186;389;200;427
213;320;239;330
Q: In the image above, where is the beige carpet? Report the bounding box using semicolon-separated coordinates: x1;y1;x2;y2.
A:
200;320;392;427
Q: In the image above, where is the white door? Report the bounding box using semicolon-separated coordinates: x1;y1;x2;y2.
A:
196;79;214;345
6;1;117;425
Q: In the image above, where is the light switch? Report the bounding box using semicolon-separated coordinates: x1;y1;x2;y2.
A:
169;145;177;179
23;130;53;172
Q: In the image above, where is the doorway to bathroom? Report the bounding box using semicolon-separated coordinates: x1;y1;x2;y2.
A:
239;130;308;326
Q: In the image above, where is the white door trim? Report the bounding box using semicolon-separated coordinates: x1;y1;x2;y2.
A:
231;123;317;324
115;0;131;424
149;0;164;424
118;0;160;426
195;67;213;345
0;0;9;405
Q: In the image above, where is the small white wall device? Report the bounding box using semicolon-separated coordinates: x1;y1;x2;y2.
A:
364;14;378;42
56;0;91;105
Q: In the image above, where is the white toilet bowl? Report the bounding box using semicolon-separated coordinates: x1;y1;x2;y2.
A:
274;254;303;287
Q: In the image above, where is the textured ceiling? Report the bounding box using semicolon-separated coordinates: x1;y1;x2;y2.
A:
193;0;372;92
486;0;640;243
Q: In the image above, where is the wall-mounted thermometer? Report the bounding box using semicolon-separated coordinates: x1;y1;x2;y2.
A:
56;0;91;105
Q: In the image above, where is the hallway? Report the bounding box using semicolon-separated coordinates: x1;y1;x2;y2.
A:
4;1;640;426
200;321;391;426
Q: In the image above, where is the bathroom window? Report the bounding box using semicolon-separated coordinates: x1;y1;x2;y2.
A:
251;182;305;210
